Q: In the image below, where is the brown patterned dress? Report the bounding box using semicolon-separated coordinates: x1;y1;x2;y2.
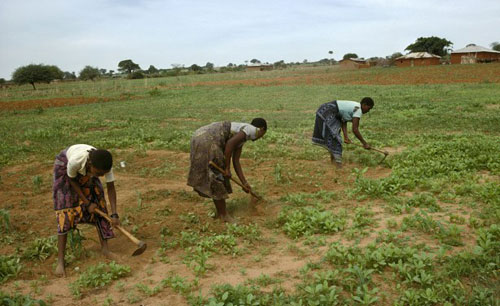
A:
187;121;233;200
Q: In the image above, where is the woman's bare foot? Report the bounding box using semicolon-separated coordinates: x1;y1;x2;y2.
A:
102;249;120;261
218;214;236;224
55;262;66;277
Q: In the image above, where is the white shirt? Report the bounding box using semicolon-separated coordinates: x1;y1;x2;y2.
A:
336;100;363;122
230;122;259;140
66;144;115;182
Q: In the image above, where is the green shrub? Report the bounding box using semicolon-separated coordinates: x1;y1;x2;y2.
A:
0;291;47;305
406;192;441;212
0;209;10;233
69;262;131;298
0;255;22;283
22;236;57;261
278;207;346;238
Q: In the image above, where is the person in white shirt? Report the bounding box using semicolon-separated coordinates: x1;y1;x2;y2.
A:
312;97;374;168
187;118;267;222
53;144;120;277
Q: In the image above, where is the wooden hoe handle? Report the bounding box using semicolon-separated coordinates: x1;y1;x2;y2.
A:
351;143;388;155
94;208;142;245
209;161;263;201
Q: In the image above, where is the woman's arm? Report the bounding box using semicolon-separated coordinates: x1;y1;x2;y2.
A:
352;118;370;149
223;131;247;176
69;178;90;206
341;121;351;143
232;146;250;191
106;181;120;226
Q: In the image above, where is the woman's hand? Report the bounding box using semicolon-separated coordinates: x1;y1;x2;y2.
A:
88;203;97;213
111;215;120;227
242;182;251;193
344;137;352;144
224;168;232;178
363;143;371;150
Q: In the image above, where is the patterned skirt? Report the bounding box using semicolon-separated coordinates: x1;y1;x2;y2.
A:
312;101;343;162
187;121;233;200
52;149;114;239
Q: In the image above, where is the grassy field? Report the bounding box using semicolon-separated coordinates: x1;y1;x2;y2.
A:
0;64;499;305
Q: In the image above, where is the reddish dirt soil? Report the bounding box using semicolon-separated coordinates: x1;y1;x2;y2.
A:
0;149;479;305
0;97;113;111
0;95;139;111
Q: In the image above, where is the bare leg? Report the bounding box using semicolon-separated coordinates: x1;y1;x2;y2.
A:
55;234;67;277
331;153;342;169
97;227;118;260
213;199;234;223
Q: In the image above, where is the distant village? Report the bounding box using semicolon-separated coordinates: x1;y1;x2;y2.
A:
246;43;500;72
334;44;500;70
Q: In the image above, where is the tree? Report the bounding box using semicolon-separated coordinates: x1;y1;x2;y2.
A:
129;71;144;79
99;68;107;75
405;36;453;56
63;71;77;80
343;53;358;60
0;78;5;85
205;62;214;72
147;65;159;74
318;58;332;65
47;65;64;80
273;60;287;69
491;42;500;52
118;59;141;74
79;66;100;81
12;64;63;90
190;64;202;72
250;59;261;64
386;52;403;65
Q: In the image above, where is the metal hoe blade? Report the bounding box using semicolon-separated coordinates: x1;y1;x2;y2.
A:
132;241;147;256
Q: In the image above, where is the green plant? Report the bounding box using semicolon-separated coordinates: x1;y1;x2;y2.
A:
449;214;466;224
69;262;131;299
149;88;161;96
180;212;200;224
0;255;22;283
65;229;86;263
406;192;441;212
136;283;163;297
0;209;11;233
0;291;47;305
161;274;193;295
278;206;346;238
351;285;379;305
22;236;57;261
32;175;43;192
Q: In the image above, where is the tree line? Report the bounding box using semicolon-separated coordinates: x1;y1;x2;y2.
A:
5;37;500;89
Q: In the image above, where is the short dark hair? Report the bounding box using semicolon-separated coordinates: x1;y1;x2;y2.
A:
251;118;267;131
89;149;113;171
361;97;374;107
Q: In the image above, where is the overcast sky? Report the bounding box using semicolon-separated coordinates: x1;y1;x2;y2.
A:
1;0;499;79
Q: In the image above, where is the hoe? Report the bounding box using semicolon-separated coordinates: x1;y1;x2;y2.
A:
94;208;147;256
209;161;264;202
351;143;389;163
